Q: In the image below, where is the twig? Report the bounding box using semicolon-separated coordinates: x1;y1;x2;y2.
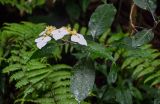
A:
129;4;138;33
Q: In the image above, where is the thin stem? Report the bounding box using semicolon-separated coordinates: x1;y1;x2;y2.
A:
130;4;138;33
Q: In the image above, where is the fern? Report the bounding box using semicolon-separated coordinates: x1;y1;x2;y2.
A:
1;22;88;104
106;32;160;86
0;0;45;13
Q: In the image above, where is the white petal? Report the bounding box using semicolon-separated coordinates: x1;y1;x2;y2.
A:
39;31;45;36
71;34;79;43
42;36;51;43
71;34;87;46
35;36;51;43
51;27;69;40
35;37;43;42
59;27;69;35
52;34;65;40
36;42;47;49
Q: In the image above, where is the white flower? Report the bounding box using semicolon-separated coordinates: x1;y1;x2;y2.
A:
35;36;51;49
71;33;87;46
35;26;55;49
51;27;69;40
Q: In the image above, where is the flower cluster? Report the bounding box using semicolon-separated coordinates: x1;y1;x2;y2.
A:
35;26;87;49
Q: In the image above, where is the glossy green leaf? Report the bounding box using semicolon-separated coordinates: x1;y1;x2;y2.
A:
71;60;95;102
132;29;154;47
133;0;157;13
88;4;116;37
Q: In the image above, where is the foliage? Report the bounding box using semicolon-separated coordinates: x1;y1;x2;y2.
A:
1;0;160;104
0;22;85;104
88;4;116;38
0;0;45;13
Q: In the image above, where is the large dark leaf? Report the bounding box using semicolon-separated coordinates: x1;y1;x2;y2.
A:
133;0;157;13
88;4;116;37
71;60;95;102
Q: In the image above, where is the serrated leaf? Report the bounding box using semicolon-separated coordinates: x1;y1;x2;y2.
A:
121;57;135;69
88;4;116;37
130;58;144;68
71;60;95;102
132;29;154;48
16;78;29;88
136;67;154;79
151;77;160;86
144;71;160;84
3;64;21;73
10;71;24;81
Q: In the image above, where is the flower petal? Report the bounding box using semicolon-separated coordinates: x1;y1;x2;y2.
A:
35;37;43;42
71;34;79;43
51;27;69;40
71;34;87;46
36;42;47;49
42;36;51;43
39;31;45;36
35;36;51;43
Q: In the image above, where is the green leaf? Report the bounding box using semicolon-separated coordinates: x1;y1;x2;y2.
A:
144;71;160;84
88;4;116;37
136;67;154;78
108;32;127;44
121;57;135;69
66;0;81;20
52;64;72;71
133;0;157;12
151;77;160;86
80;0;90;12
132;29;154;47
2;64;21;73
71;59;95;102
107;64;118;84
31;43;61;59
88;42;114;61
116;89;132;104
130;87;143;100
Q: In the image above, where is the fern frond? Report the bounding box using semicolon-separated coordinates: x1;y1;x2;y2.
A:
0;0;45;13
3;64;22;73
